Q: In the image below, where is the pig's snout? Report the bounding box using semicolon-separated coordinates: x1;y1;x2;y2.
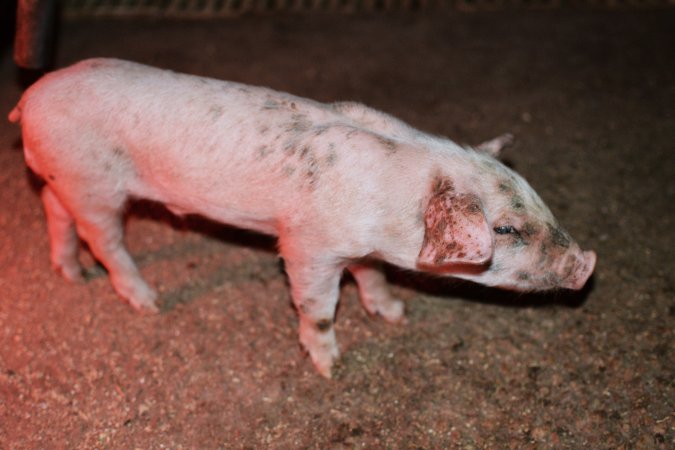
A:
559;249;596;290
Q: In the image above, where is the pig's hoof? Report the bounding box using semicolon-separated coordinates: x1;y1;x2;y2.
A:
365;296;406;324
129;292;159;314
131;298;160;315
378;298;407;324
119;282;159;314
301;335;340;378
309;346;340;379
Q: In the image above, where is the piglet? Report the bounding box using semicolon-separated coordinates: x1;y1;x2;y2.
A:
9;59;596;377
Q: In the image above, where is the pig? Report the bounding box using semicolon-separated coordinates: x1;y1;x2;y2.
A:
9;58;596;377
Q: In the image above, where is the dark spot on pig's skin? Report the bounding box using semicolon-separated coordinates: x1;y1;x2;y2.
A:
263;99;280;110
547;223;571;248
431;176;455;195
306;169;317;186
517;271;531;281
488;262;502;273
416;209;425;225
48;174;55;181
257;145;272;159
285;114;311;134
481;158;502;173
511;195;525;210
462;195;482;215
283;142;297;156
305;160;320;188
498;182;513;193
497;181;524;210
509;233;528;248
325;145;337;166
283;165;296;177
538;241;553;266
313;125;329;136
376;135;398;154
209;105;224;120
259;125;269;134
509;234;530;248
287;145;326;189
543;272;562;287
562;255;578;279
316;319;332;332
522;222;540;238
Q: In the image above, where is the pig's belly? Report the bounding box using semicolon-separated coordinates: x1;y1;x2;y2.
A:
123;146;285;236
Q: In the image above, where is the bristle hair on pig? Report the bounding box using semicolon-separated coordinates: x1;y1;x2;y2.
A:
9;59;596;378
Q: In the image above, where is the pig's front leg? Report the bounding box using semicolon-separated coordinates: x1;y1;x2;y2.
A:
282;245;344;378
349;262;406;324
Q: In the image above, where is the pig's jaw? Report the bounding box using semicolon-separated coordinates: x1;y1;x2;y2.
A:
448;246;597;292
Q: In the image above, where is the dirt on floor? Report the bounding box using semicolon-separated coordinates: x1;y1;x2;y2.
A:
0;9;673;449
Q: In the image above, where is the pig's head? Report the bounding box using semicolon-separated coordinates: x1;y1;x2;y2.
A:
417;151;596;291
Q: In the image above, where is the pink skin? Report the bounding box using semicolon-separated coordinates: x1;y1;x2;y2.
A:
446;152;597;293
9;58;595;377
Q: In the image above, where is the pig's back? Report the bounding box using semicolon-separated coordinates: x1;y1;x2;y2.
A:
87;60;318;231
18;59;405;237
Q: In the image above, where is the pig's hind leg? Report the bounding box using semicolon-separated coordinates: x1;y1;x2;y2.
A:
50;184;159;313
41;186;85;283
77;210;158;313
349;262;406;324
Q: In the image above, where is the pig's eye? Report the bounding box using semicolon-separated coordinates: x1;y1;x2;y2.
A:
494;225;518;235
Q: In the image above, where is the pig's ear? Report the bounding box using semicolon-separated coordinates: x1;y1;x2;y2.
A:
417;190;494;268
475;133;514;158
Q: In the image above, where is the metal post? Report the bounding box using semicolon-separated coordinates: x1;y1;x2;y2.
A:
14;0;58;69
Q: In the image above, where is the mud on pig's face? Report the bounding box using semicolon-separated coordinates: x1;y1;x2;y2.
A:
418;159;596;292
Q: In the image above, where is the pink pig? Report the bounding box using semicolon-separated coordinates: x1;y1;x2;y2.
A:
9;59;595;377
